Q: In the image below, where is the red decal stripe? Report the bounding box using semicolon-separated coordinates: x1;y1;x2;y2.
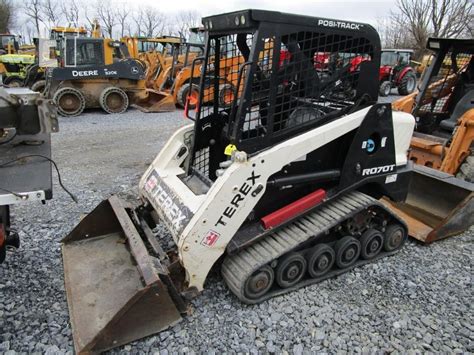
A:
261;189;326;229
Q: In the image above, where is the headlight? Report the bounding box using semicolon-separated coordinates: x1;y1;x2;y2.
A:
240;15;246;25
209;21;213;30
235;16;240;26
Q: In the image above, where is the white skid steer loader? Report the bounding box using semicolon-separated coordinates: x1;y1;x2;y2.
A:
61;10;416;353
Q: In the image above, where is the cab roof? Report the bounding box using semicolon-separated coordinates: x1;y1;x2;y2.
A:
202;9;377;37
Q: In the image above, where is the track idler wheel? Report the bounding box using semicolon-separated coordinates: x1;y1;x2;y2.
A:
307;244;335;278
53;87;86;117
275;253;307;288
244;265;274;300
383;224;406;252
360;229;384;260
100;87;129;114
335;236;361;269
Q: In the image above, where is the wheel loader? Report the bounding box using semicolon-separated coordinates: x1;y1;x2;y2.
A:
44;37;175;116
384;38;474;243
61;10;416;353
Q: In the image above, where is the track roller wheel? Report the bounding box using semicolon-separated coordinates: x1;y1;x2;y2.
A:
178;83;200;109
360;229;384;260
335;236;361;269
218;83;235;108
383;224;406;252
99;87;129;114
275;253;307;288
307;244;335;278
53;87;86;117
244;265;274;300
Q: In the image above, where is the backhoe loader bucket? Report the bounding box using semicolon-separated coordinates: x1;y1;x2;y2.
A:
381;165;473;243
61;196;185;354
131;89;176;113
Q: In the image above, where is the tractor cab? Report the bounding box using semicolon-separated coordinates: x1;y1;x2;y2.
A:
0;34;20;54
379;49;416;96
49;27;88;41
182;27;205;67
59;37;131;67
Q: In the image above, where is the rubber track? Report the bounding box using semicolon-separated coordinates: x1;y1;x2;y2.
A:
221;191;406;304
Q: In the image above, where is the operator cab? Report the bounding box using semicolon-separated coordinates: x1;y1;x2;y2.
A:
381;49;413;67
0;34;19;54
414;38;474;133
187;10;380;181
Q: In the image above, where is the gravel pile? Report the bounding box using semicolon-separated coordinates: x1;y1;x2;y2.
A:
0;103;473;354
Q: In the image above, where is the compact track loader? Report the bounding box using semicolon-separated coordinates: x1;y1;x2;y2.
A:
62;10;416;353
387;38;474;243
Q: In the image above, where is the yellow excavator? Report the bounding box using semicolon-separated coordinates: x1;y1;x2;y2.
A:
382;37;473;243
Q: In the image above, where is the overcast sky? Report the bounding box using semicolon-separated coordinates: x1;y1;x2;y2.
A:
136;0;397;26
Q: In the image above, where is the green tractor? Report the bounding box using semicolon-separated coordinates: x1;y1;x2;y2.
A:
0;34;35;87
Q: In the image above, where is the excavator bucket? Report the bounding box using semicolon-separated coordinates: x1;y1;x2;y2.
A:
61;196;186;354
131;89;176;113
381;165;474;243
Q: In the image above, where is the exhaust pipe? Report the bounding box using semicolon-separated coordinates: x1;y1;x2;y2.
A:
62;196;186;353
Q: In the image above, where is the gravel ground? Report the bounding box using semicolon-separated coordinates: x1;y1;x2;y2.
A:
0;94;473;354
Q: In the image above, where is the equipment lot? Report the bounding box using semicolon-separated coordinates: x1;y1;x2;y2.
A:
0;94;473;354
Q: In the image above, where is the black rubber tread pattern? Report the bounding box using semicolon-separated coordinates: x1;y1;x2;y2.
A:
397;71;416;95
53;87;86;117
99;86;129;114
222;191;407;304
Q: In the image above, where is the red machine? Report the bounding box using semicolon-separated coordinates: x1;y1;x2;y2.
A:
379;49;417;96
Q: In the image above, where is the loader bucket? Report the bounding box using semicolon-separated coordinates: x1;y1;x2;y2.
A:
381;165;474;243
131;89;176;113
61;196;185;354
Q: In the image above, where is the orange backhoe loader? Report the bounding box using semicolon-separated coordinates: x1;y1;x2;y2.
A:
382;37;473;243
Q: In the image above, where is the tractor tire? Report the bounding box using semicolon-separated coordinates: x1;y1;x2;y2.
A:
218;83;236;108
3;76;24;88
177;83;200;109
398;71;417;95
99;87;129;114
456;154;474;183
379;81;391;97
31;80;46;93
53;87;86;117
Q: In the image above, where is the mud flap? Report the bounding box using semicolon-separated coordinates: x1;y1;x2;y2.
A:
381;165;474;243
62;196;184;354
131;89;176;113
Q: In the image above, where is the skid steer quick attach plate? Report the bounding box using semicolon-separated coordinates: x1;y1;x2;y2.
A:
62;196;183;354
